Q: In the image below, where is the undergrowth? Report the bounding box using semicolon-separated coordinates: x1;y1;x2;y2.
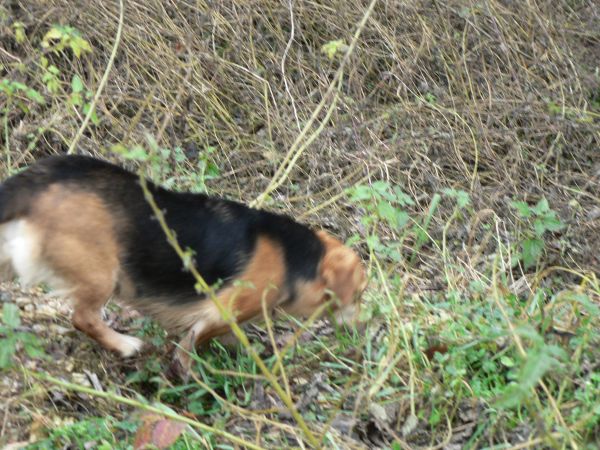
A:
1;0;599;449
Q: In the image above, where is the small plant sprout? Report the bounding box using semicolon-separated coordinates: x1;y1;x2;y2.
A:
510;197;565;269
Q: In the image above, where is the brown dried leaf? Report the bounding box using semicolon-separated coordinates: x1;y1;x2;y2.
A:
134;414;186;450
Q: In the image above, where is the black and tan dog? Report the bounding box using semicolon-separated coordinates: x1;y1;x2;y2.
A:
0;155;366;374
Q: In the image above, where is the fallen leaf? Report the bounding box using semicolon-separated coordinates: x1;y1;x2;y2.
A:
134;414;186;449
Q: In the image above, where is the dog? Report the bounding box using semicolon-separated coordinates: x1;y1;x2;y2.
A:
0;155;367;376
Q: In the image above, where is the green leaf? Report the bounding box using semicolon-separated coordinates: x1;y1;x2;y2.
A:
25;88;44;104
500;356;515;368
11;81;28;92
521;238;544;269
567;293;600;316
443;188;471;209
510;200;532;218
125;146;148;161
377;201;397;226
70;92;83;107
43;26;65;43
13;22;26;44
532;197;550;215
366;234;383;253
371;181;390;196
71;41;82;58
543;216;564;232
23;341;45;359
112;144;148;161
348;185;372;202
396;210;410;228
393;186;415;206
71;75;84;93
533;215;564;236
519;348;554;390
73;37;92;56
321;39;347;60
82;103;100;125
206;161;220;178
2;303;21;328
0;336;16;369
494;383;525;409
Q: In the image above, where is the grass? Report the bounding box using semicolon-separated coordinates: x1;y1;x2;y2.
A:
1;0;600;448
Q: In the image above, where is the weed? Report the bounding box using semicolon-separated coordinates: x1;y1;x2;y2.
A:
0;303;45;369
510;197;565;269
41;25;92;58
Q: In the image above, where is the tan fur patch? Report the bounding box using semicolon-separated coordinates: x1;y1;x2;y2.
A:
23;185;143;356
30;185;120;291
169;236;287;371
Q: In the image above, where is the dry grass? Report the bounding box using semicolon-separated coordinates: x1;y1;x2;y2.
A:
1;0;600;448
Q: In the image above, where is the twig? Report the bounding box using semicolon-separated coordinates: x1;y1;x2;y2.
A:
281;0;301;131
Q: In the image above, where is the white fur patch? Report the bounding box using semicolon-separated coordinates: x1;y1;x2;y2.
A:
0;219;45;285
115;334;144;357
0;219;71;294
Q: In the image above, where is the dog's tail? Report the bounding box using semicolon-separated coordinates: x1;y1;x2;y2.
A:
0;164;47;224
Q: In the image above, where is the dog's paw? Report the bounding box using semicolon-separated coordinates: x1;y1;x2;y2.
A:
116;334;145;358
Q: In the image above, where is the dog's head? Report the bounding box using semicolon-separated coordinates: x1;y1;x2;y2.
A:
315;230;367;325
281;230;367;325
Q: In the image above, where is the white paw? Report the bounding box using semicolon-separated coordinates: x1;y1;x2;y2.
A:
116;334;144;357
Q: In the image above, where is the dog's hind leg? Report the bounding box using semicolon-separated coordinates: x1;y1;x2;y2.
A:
46;239;145;357
71;284;144;357
31;187;145;357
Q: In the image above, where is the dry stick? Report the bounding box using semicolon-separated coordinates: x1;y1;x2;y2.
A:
137;176;321;449
66;0;124;155
298;173;370;221
281;0;301;131
251;0;379;209
370;255;416;421
28;370;265;450
261;292;293;398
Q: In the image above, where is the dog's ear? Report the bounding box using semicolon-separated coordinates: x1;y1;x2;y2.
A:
316;231;366;308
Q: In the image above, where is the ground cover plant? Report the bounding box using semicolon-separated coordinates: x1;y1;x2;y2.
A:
0;0;599;448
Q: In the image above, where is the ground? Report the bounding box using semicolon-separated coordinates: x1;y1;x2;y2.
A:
1;0;600;449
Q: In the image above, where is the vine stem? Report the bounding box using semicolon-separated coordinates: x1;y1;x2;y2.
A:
251;0;378;208
27;370;266;450
67;0;124;155
138;175;321;448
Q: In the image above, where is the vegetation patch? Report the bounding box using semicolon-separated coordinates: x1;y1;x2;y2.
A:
1;0;599;448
